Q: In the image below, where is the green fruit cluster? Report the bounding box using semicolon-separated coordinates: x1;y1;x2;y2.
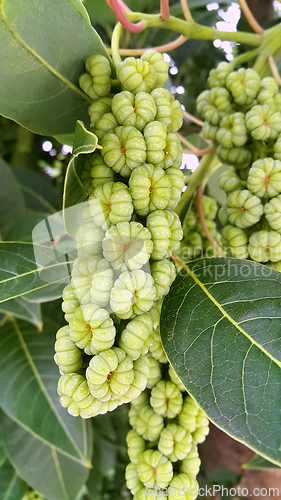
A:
197;62;281;265
125;358;209;499
179;195;222;262
54;50;184;419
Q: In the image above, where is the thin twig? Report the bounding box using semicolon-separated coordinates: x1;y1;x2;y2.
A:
160;0;170;21
268;55;281;85
238;0;264;34
177;132;197;151
107;34;188;56
108;0;145;33
180;0;193;22
183;110;204;127
183;146;214;157
196;183;225;256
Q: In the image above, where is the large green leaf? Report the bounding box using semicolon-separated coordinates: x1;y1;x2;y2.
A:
63;121;100;235
0;158;25;239
0;297;42;328
1;412;91;500
0;457;26;500
5;211;51;243
12;167;60;214
161;258;281;466
0;0;109;135
0;241;75;304
0;427;7;467
0;318;92;493
243;454;281;470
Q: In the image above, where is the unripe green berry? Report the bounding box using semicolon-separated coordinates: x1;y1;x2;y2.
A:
216;112;248;148
169;473;199;500
134;404;164;441
146;355;162;389
144;121;167;165
141;49;169;87
216;144;251;169
119;313;153;360
80;55;111;100
148;326;168;364
102;221;153;271
150;380;183;418
180;442;201;476
120;355;150;403
196;88;232;125
62;284;80;322
147;210;183;260
76;221;104;256
101;125;146;177
257;77;279;105
89;152;114;189
208;61;232;88
89;181;133;230
88;96;112;128
246;105;281;141
110;270;156;319
150;258;176;299
227;189;263;228
221;224;248;259
86;347;134;401
112;91;157;131
92;112;118;141
247;158;281;199
54;326;83;374
264;195;281;232
116;57;157;94
69;303;115;353
168;365;186;391
158;423;192;462
126;429;146;465
218;166;242;193
126;462;143;495
129;164;171;216
226;68;260;106
248;230;281;262
165;166;184;209
71;256;108;304
178;395;199;433
137;449;173;488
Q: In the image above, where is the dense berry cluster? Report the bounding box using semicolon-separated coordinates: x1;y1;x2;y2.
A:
55;50;185;419
197;63;281;266
179;195;222;262
53;50;211;498
125;353;209;499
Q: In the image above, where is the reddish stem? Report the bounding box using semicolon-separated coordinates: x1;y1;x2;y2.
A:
160;0;170;21
108;0;145;32
196;183;225;257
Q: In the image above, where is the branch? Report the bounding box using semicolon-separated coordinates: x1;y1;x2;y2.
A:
107;34;188;56
160;0;170;21
176;153;215;218
126;12;263;45
268;54;281;85
196;183;225;257
183;110;204;127
238;0;264;35
180;0;193;22
108;0;145;33
183;146;214;157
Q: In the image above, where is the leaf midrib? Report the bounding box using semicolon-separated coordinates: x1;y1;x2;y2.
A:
10;318;90;465
183;263;281;369
0;0;91;103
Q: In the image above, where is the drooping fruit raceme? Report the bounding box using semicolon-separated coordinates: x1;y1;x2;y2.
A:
53;48;212;498
197;61;281;267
